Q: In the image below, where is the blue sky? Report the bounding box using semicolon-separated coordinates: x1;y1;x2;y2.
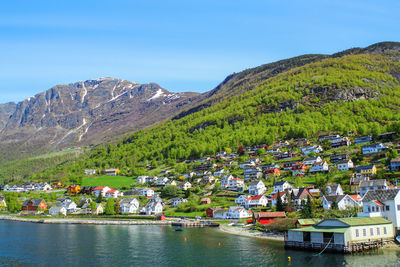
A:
0;0;399;103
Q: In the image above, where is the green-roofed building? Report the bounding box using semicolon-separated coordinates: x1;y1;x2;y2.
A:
285;217;394;253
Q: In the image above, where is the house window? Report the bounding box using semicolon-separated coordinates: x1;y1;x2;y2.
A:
386;206;390;211
397;205;400;211
370;228;374;236
384;227;387;235
372;206;375;212
363;229;367;236
355;229;359;237
377;228;380;235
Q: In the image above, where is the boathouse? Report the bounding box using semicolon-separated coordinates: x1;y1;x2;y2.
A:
285;217;394;253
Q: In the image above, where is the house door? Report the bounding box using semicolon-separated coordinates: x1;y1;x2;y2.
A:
303;232;311;242
323;232;334;243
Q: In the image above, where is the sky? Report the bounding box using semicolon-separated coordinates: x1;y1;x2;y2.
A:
0;0;399;103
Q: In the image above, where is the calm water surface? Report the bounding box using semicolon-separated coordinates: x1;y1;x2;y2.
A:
0;221;399;266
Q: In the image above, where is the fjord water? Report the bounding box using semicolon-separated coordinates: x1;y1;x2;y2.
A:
0;221;399;267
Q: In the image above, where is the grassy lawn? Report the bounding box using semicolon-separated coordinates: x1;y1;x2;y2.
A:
163;210;206;218
81;175;135;189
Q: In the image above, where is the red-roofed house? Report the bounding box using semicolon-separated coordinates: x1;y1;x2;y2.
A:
253;211;286;225
93;186;112;197
105;189;123;198
245;195;268;208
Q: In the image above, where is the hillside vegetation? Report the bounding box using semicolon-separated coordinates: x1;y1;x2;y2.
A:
29;50;399;179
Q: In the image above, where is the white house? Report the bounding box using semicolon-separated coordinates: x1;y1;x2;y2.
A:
271;191;288;207
137;188;155;197
119;198;140;214
93;186;112;197
322;194;362;210
309;161;329;173
272;181;292;194
171;198;188;207
178;182;192;191
326;184;344;196
248;180;266;195
228;178;244;191
213;169;226;177
360;179;389;197
245;195;268;208
84;169;96;175
62;201;78;213
156;177;169;186
221;175;234;188
105;189;123;198
226;206;252;219
137;176;149;184
337;159;354;171
235;195;251;206
362;143;388;154
243;167;262;181
358;189;400;232
49;206;67;216
143;201;163;215
303;156;322;166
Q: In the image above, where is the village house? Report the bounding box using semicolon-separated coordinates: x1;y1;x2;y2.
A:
22;199;47;214
318;134;341;142
356;165;377;177
200;176;216;185
228;178;245;192
142;200;163;215
183;172;196;179
331;137;351;148
105;168;120;176
166;180;178;186
322;194;362;210
358;189;400;232
235;195;251;206
337;159;354;171
213;169;226;177
119;198;140;213
390;158;400;171
271;191;288;207
326;184;344;196
178;181;192;191
330;154;349;163
243;167;263;181
302;145;323;155
137;176;149;184
362;143;388;155
291;188;313;208
156;177;169;186
134;188;155;198
285;217;394;253
248;180;266;196
295;218;321;228
221;175;234;188
245;195;268;208
105;189;123;198
350;176;370;193
171;198;188;207
283;161;301;170
272;181;293;194
293;138;310;147
93;186;112;197
309;161;329;173
303;156;322;166
84;169;96;175
49;206;67;216
355;135;372;144
226;206;252;219
359;179;389;197
206;207;225;218
253;211;286;225
0;195;7;211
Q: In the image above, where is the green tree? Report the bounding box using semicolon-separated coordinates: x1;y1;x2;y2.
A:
96;193;103;203
276;190;284;211
104;198;115;215
300;195;314;218
114;200;121;214
90;201;97;211
161;185;179;198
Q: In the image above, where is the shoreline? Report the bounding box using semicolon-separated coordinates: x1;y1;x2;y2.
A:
218;224;284;242
0;215;172;225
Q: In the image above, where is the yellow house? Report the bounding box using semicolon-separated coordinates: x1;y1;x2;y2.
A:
0;199;7;211
67;184;81;194
356;165;377;176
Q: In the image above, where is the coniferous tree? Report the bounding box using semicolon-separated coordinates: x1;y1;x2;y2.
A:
276;190;284;211
104;198;115;215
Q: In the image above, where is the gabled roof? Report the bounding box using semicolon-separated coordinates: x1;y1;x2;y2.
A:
271;192;286;199
359;179;386;188
22;199;44;207
337;217;391;226
273;181;288;186
249;180;264;187
356;165;375;171
362;189;400;202
119;198;138;205
326;184;340;192
372;200;384;206
247;195;265;201
303;156;320;161
93;186;109;190
296;218;321;225
323;195;346;203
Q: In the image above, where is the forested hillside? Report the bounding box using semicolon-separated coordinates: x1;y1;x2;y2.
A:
5;43;400;182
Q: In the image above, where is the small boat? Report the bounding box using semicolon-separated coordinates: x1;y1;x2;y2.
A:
395;236;400;244
174;227;183;232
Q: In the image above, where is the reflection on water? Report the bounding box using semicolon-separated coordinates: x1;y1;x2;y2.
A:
0;221;399;266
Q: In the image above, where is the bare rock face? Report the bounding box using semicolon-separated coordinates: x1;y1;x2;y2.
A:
0;78;199;157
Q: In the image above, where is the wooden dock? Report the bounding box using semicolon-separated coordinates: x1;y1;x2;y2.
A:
171;221;219;227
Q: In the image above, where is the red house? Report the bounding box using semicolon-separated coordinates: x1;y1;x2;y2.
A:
283;161;300;170
22;199;47;213
206;207;224;218
253;211;286;225
265;168;280;176
201;198;211;205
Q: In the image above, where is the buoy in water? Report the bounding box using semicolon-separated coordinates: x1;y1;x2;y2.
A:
218;242;221;246
288;256;291;262
184;237;187;242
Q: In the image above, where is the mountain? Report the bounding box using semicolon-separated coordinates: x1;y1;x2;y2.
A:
0;78;199;161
